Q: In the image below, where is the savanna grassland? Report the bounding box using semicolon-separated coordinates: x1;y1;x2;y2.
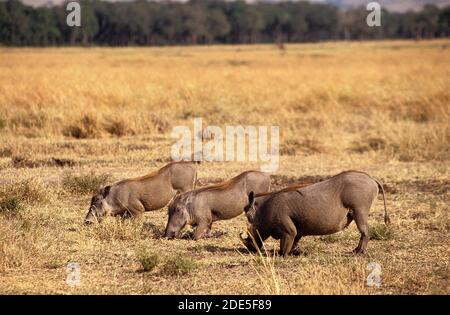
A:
0;40;449;294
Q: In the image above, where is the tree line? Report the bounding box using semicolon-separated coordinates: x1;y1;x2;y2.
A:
0;0;449;46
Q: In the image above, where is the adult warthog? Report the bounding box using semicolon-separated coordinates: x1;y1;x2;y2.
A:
84;161;198;224
240;171;389;256
165;171;271;240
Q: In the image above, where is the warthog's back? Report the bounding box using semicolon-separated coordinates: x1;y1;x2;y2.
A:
197;171;270;221
112;161;197;212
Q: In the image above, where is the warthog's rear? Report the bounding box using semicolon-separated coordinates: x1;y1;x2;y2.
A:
241;171;389;256
165;170;271;240
84;161;198;224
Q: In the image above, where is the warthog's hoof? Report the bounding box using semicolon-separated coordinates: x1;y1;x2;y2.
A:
352;247;366;255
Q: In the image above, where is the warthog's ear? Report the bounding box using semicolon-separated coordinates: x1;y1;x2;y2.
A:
102;185;111;198
185;194;193;208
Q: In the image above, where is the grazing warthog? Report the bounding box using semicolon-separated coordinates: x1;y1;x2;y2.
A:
240;171;389;256
84;161;198;224
165;171;271;240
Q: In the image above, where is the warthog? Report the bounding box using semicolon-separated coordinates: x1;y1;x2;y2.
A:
240;171;389;256
84;161;198;224
165;171;271;240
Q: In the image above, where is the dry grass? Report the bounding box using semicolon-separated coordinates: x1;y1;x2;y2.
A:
0;40;449;294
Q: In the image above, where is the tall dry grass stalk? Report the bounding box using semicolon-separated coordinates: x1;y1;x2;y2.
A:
239;231;284;295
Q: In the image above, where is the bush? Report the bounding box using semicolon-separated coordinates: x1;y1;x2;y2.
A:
63;114;103;139
105;118;131;137
370;224;394;241
0;196;23;216
62;173;110;195
161;254;196;276
138;251;159;272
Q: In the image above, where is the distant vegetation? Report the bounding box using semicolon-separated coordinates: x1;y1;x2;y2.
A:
0;0;449;46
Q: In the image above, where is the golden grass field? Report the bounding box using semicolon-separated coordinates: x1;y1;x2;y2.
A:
0;40;449;294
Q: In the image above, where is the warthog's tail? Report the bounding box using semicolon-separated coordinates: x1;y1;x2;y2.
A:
191;152;202;165
194;170;198;189
373;178;390;225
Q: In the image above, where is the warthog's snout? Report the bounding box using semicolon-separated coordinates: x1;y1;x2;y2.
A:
239;233;258;252
84;212;96;225
165;229;177;239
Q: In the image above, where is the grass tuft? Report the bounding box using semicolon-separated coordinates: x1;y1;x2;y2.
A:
62;173;110;195
0;196;23;216
105;118;133;137
63;114;103;139
0;177;53;207
161;254;197;276
137;251;159;272
370;224;394;241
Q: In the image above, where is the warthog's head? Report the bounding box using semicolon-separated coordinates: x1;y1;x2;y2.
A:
84;186;111;225
164;193;192;239
240;191;263;252
239;226;262;253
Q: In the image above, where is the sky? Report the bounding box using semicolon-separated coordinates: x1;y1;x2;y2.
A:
18;0;450;12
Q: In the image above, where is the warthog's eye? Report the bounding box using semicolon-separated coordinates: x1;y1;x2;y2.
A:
177;206;185;213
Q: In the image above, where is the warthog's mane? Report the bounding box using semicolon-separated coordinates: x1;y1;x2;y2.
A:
115;161;193;185
254;170;374;198
255;183;313;198
193;170;260;194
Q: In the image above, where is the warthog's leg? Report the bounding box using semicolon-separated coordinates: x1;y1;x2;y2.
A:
353;208;370;254
203;222;214;238
289;235;302;256
126;200;145;218
278;219;297;257
194;221;211;240
279;234;296;257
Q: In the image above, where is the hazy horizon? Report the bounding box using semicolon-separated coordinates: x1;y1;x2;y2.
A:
17;0;450;13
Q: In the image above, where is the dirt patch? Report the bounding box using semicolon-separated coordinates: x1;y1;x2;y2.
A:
280;139;327;156
384;179;450;195
152;157;172;164
12;156;77;168
349;137;387;153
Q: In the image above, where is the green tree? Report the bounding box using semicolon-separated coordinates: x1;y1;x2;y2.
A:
29;8;61;45
205;9;230;43
414;4;440;39
438;6;450;37
5;0;30;45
